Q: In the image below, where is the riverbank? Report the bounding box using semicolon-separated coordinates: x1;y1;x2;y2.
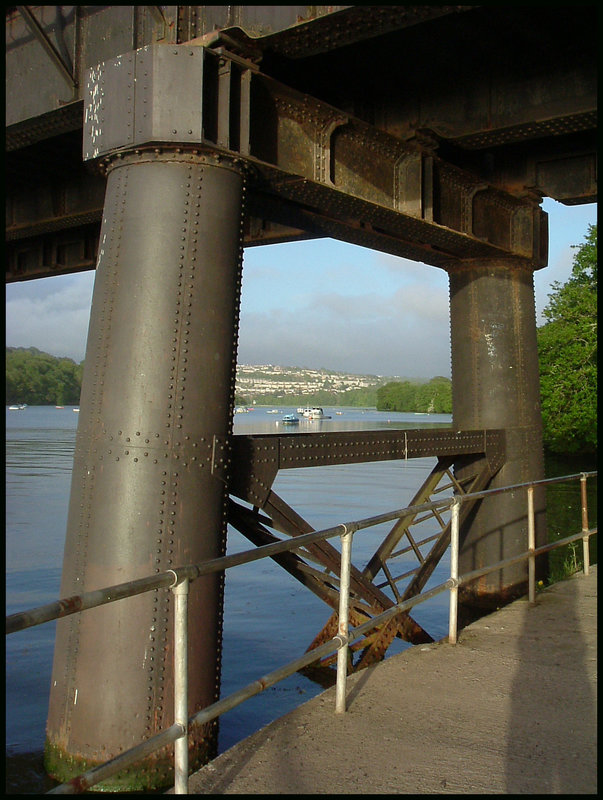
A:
182;566;597;794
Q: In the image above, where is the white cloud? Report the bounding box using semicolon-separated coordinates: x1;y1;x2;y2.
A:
238;275;451;378
6;273;95;362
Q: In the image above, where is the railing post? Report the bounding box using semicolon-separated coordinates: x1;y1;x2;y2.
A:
580;473;590;576
335;526;353;714
527;485;536;604
172;577;189;794
448;498;460;645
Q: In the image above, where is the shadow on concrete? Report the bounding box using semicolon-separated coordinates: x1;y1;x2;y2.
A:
504;573;597;793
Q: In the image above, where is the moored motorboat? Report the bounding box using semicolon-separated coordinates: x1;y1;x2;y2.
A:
280;414;299;425
303;406;331;419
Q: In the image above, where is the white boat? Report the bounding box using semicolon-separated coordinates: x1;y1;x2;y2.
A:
266;409;280;414
8;404;27;410
303;407;331;419
73;408;80;413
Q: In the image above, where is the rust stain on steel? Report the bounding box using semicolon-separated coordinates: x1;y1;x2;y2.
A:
62;773;91;793
58;594;85;616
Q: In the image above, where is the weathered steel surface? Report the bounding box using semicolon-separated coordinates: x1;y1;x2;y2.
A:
225;428;505;507
226;432;505;674
5;6;471;127
302;448;506;674
449;260;548;612
74;44;546;270
3;6;594;789
6;7;597;281
44;149;246;789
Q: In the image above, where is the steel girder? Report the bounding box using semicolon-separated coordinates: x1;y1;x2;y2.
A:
223;428;505;676
7;38;552;281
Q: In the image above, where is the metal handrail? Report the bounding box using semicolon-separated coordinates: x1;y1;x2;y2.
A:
5;470;597;794
7;469;596;635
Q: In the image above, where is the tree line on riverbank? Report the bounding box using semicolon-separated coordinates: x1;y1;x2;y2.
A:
5;226;596;456
376;376;452;414
5;347;83;406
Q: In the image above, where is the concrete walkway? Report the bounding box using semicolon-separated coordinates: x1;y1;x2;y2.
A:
184;567;597;794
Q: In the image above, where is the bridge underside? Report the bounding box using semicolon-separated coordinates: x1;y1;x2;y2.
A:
5;4;595;791
6;5;596;282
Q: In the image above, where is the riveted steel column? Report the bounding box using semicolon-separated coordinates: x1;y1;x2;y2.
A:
45;147;246;790
448;259;547;614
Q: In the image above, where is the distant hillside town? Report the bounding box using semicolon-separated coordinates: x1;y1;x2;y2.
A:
6;348;451;411
236;364;383;398
234;364;452;412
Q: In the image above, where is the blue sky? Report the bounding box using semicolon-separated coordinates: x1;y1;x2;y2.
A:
5;198;596;378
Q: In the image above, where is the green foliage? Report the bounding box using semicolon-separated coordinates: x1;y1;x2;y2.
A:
544;451;598;580
537;224;597;455
5;347;82;405
376;377;452;413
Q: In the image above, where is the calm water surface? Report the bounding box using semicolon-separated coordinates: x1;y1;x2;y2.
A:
5;405;595;792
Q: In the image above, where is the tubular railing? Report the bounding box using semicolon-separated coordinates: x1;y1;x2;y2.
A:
5;471;597;794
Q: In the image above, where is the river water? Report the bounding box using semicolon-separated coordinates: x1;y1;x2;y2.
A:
5;405;596;792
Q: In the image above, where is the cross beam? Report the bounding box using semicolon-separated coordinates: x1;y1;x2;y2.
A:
225;430;505;676
83;45;546;270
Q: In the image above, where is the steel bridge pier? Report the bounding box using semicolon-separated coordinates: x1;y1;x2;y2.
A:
45;149;246;789
448;260;547;615
9;5;590;791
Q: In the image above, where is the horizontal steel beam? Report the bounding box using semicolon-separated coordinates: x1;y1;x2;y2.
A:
224;428;505;507
7;4;596;281
82;45;547;269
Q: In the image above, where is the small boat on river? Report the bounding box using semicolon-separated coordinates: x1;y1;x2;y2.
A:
280;414;300;425
302;407;331;420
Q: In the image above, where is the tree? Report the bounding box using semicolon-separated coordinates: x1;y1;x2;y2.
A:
376;377;452;413
5;347;83;405
537;224;597;455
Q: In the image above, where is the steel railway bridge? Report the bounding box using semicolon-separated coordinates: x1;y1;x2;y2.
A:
5;5;596;790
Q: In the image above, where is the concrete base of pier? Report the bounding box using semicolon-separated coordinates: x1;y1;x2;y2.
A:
182;566;596;795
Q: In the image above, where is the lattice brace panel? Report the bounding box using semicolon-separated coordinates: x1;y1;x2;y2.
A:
226;482;435;677
363;457;457;599
303;457;454;673
226;440;504;680
303;454;498;675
